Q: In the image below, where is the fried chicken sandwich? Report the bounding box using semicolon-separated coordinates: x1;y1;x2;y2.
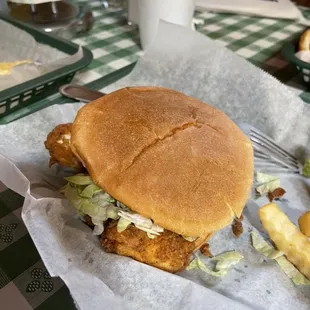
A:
45;86;254;273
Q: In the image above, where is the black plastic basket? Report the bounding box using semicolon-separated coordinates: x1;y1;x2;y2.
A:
282;42;310;85
0;14;93;119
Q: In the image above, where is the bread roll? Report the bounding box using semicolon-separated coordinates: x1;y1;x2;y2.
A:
71;87;254;237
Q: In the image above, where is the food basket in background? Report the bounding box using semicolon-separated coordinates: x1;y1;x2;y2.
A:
0;14;93;121
282;42;310;85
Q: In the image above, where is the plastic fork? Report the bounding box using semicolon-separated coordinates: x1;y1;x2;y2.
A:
238;123;301;174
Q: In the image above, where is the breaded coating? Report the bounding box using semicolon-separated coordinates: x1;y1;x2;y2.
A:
44;123;83;170
100;221;196;273
84;215;94;228
200;243;212;257
267;187;286;202
232;214;243;238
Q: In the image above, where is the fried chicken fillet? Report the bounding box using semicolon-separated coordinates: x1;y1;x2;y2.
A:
84;216;208;273
101;221;196;272
44;123;82;170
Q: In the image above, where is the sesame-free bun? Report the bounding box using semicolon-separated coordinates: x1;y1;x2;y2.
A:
71;87;253;237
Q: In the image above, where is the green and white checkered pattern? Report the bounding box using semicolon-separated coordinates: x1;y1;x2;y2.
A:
71;3;142;85
194;10;307;97
72;2;309;99
1;2;310;309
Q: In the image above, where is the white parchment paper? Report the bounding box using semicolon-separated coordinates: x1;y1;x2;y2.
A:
0;21;310;310
0;20;83;91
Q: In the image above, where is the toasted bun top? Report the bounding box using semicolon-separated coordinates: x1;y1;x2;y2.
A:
71;87;253;237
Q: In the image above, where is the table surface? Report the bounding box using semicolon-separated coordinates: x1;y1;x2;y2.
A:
71;3;310;98
1;3;310;309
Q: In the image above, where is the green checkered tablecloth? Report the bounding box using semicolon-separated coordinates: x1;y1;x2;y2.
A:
1;2;310;309
71;3;310;99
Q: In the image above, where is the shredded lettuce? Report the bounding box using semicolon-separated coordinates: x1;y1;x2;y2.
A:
118;210;153;229
79;183;102;198
256;172;280;195
118;210;164;237
135;224;163;237
117;217;131;233
116;200;127;209
276;257;310;285
63;173;165;238
147;232;156;239
302;159;310;178
63;183;120;234
65;174;93;185
187;251;243;277
90;192;118;210
92;218;105;235
107;197;116;203
211;251;244;270
250;232;310;285
187;256;228;277
64;182;83;209
183;236;197;242
251;231;283;259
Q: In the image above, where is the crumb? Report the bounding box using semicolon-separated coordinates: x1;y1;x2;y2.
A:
254;188;261;199
267;187;286;202
200;243;213;257
84;215;94;227
232;217;243;238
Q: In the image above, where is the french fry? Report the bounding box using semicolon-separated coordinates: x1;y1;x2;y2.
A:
259;203;310;280
298;211;310;237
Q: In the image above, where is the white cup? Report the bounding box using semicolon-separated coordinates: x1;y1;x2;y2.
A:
138;0;196;51
128;0;139;25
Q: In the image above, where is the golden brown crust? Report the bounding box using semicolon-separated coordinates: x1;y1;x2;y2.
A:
100;221;196;273
72;87;254;237
267;187;286;202
193;233;212;250
298;211;310;237
259;203;310;280
199;243;213;257
232;218;243;238
44;123;83;170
